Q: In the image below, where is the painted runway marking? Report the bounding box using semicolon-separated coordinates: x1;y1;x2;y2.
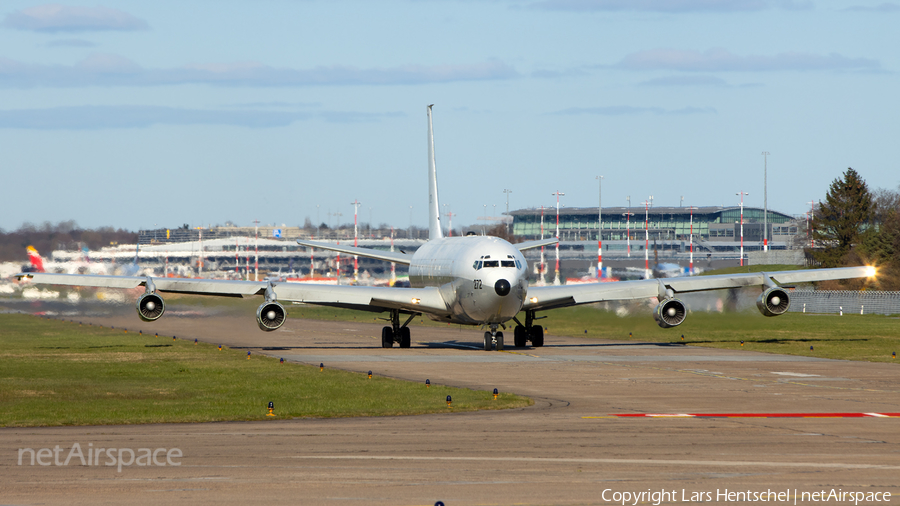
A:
585;412;900;418
287;455;900;470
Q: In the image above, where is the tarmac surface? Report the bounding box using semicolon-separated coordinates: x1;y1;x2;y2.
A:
2;306;900;505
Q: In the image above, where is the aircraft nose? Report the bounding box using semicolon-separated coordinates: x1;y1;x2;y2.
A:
494;279;511;297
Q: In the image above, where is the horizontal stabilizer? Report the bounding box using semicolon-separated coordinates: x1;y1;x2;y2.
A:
296;239;413;265
515;238;559;251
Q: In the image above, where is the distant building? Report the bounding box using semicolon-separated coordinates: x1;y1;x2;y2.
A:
510;206;805;253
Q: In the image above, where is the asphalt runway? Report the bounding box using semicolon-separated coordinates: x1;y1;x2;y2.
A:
2;307;900;505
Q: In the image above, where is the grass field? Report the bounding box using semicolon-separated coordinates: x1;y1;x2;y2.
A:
286;301;900;363
0;313;531;427
699;264;804;276
533;306;900;362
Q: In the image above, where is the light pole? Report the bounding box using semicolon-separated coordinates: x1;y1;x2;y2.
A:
626;196;631;256
762;151;769;252
351;199;360;282
539;205;546;285
445;207;455;237
316;205;320;239
737;192;749;266
482;204;487;234
390;227;396;284
442;203;448;235
807;200;816;248
552;191;564;285
687;206;697;274
408;206;413;240
503;189;512;236
253;219;260;281
596;175;603;278
643;200;650;279
622;211;634;258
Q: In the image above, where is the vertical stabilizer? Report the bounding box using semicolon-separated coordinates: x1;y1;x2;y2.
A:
426;105;443;240
26;246;45;273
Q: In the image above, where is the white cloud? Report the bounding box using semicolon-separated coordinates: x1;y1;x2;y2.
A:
2;4;149;32
636;75;764;87
638;75;730;86
552;105;716;115
529;0;808;12
843;2;900;11
46;38;97;47
0;105;403;129
614;48;879;72
0;55;518;88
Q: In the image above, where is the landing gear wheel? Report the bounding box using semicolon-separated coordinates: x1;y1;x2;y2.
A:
483;331;492;351
381;326;393;348
496;331;504;351
399;327;411;348
531;325;544;347
514;325;527;348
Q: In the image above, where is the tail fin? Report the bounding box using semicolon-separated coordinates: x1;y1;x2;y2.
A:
26;246;45;272
426;105;443;240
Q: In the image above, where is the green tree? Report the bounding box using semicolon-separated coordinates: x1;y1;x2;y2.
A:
857;186;900;289
809;168;874;267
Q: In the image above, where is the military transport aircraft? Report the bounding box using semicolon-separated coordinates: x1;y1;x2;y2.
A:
17;105;875;351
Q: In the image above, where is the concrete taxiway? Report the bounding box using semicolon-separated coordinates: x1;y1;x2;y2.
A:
2;309;899;505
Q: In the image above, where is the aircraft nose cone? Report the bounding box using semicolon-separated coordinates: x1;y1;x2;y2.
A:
494;279;511;297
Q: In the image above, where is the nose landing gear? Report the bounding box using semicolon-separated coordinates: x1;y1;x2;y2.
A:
483;324;504;351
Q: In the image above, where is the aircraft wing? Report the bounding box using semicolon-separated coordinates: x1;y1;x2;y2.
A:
15;272;450;315
274;283;450;316
523;266;875;311
16;272;267;297
515;238;559;251
296;239;413;265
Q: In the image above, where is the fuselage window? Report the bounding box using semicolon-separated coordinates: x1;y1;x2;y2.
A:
483;260;500;268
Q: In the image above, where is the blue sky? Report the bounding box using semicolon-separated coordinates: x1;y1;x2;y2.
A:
0;0;897;232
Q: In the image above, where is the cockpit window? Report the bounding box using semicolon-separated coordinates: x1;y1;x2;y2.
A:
501;260;515;268
472;261;482;270
483;260;500;268
514;259;522;269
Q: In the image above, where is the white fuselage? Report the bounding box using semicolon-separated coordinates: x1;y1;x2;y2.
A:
409;236;528;325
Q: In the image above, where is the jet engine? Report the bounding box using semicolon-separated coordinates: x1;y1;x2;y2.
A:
756;287;790;317
136;292;165;322
256;301;286;331
653;298;687;328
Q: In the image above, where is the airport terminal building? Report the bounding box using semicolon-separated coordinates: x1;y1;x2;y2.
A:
510;205;805;254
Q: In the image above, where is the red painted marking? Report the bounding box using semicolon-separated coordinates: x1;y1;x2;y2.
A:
613;413;900;418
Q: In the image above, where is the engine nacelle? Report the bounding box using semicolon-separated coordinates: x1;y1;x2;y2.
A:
654;298;687;328
136;292;165;322
757;287;790;317
256;301;286;331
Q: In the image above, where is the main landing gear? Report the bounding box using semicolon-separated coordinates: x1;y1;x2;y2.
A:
381;309;415;349
512;310;544;348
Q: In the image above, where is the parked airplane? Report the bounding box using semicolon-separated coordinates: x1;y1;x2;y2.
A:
24;246;44;273
17;106;875;351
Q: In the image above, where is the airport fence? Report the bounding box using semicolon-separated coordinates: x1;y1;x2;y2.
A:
788;290;900;316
